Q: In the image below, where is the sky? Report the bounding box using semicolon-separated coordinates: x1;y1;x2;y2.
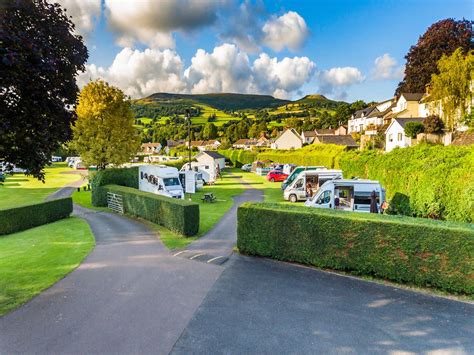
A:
56;0;472;103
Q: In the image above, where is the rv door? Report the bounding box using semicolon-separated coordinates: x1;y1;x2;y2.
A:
314;189;333;209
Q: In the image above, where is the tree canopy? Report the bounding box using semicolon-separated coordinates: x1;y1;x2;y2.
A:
0;0;88;179
395;18;472;95
71;80;140;169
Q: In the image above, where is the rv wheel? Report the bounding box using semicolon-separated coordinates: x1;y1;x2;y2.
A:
289;194;297;203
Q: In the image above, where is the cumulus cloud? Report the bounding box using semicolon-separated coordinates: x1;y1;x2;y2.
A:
371;53;404;80
77;44;316;99
318;67;365;100
262;11;309;52
49;0;101;38
104;0;226;48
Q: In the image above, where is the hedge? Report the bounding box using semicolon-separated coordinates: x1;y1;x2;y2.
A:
101;184;199;236
0;198;73;235
237;203;474;295
339;144;474;223
91;167;139;206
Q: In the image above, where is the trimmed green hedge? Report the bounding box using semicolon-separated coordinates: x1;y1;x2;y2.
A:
0;198;73;235
238;203;474;294
101;184;199;236
218;149;258;167
339;144;474;223
91;167;139;206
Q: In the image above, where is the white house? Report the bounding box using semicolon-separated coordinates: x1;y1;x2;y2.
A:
301;130;317;144
141;143;162;155
385;118;424;152
348;98;395;134
233;139;258;150
272;128;303;149
195;151;226;170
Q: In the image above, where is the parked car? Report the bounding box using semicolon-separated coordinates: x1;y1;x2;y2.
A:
266;170;288;182
241;163;252;172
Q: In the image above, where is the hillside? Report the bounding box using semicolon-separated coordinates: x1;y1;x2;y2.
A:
145;92;290;110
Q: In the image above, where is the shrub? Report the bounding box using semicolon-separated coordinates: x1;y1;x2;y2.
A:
91;167;139;206
404;121;424;138
423;114;444;134
0;198;73;235
237;203;474;295
101;184;199;236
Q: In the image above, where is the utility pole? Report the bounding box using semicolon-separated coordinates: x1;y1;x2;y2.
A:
186;109;191;171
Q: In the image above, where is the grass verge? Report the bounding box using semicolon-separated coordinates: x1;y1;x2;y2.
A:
0;217;95;316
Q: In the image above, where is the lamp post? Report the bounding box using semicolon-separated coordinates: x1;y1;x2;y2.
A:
186;109;191;171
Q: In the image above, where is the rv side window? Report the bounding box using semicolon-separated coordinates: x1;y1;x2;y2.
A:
294;179;304;189
163;177;180;187
317;190;331;204
354;191;379;205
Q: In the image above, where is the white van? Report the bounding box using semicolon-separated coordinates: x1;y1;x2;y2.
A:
304;179;385;213
180;162;216;184
283;170;343;202
139;165;184;199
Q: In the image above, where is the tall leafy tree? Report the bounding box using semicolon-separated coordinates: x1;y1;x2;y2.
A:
0;0;88;179
71;80;140;169
202;122;218;139
429;48;474;131
396;18;472;95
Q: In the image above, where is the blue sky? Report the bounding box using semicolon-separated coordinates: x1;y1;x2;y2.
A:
65;0;472;103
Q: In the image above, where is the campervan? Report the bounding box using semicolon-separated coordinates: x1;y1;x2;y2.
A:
304;179;385;213
179;171;204;191
180;162;216;184
283;169;343;202
139;165;184;199
281;166;327;190
51;156;62;162
67;157;80;168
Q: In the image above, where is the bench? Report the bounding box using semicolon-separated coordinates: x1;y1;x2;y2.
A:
201;193;216;203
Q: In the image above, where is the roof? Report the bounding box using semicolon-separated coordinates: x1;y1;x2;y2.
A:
353;106;377;118
314;129;335;135
141;143;161;147
276;128;303;142
393;117;424;129
234;138;257;145
196;151;226;160
452;132;474;146
190;140;219;146
314;135;358;147
302;130;317;137
400;93;424;101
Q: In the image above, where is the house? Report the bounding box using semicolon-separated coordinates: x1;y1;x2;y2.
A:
257;135;270;147
334;125;348;135
233;139;258;150
348;98;396;134
347;106;378;133
167;139;185;148
392;93;425;118
195;151;226;170
141;143;162;155
271;128;303;149
385;117;424;152
301;130;318;144
186;140;221;151
313;135;358;148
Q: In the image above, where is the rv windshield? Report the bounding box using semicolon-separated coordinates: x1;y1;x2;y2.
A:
163;177;180;187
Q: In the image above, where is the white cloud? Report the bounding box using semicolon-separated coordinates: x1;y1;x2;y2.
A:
262;11;309;52
104;0;226;48
372;53;404;80
49;0;101;38
318;67;365;100
77;44;316;100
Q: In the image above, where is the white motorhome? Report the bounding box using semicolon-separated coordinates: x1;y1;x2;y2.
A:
304;179;385;213
283;170;343;202
138;165;184;199
180;162;216;184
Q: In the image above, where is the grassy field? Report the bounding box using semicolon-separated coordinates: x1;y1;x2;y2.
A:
0;217;95;316
191;104;236;126
0;163;85;209
232;168;286;203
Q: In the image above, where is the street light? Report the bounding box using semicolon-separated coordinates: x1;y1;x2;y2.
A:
186;109;191;171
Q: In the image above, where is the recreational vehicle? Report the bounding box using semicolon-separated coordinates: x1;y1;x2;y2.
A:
304;179;385;213
283;170;343;202
139;165;184;199
281;166;327;190
180;162;216;183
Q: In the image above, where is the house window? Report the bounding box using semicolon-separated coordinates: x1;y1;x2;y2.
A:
388;134;393;142
398;133;403;141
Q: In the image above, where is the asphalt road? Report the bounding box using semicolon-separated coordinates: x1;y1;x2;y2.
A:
0;205;223;354
172;255;474;354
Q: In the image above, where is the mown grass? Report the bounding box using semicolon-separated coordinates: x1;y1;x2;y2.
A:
0;217;95;316
72;188;109;212
0;163;85;209
232;168;285;203
191;104;236;126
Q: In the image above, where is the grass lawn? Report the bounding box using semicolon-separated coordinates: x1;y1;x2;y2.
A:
232;168;286;203
0;163;86;209
191;104;237;126
72;187;109;212
0;217;95;316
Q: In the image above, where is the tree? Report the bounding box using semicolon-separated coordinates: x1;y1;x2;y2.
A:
423;115;444;134
71;80;140;169
202;122;218;140
0;0;88;179
429;48;474;131
396;18;472;95
404;121;424;138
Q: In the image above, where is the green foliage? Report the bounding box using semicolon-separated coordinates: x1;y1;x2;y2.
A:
102;185;199;236
404;121;424;138
219;149;258;167
423;115;445;134
72;80;141;169
339;144;474;222
0;198;73;235
91;167;139;206
238;203;474;295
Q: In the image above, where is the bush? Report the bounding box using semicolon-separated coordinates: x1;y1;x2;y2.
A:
0;198;73;235
237;203;474;295
423;115;444;134
101;185;199;236
404;121;424;138
339;144;474;223
91;167;139;206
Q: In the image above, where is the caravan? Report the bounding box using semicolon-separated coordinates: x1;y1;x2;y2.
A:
180;162;216;184
304;179;385;213
283;169;343;202
139;165;184;199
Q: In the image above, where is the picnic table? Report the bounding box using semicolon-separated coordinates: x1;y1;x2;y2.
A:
201;192;216;203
